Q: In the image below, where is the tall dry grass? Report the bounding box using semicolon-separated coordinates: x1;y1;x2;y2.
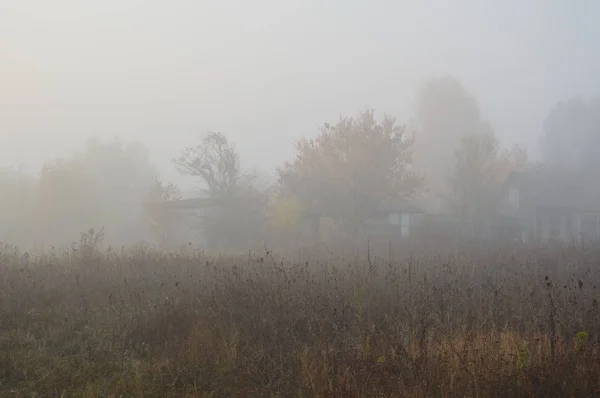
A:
0;239;599;397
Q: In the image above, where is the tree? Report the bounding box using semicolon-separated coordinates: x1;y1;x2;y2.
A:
449;131;527;234
489;143;528;185
173;132;267;250
37;138;159;246
144;177;182;247
268;195;303;231
413;76;493;211
0;166;38;247
280;109;423;236
173;131;244;196
37;156;92;244
540;96;600;172
266;193;305;247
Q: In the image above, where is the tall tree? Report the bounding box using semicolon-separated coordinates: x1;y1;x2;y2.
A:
413;76;493;212
540;96;600;172
280;109;422;236
449;131;527;234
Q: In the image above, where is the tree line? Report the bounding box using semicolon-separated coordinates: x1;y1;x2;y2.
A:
0;75;596;249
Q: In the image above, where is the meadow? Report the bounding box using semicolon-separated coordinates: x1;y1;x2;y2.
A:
1;238;599;397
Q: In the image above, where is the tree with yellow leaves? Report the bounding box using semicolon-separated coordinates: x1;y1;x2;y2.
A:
279;109;423;237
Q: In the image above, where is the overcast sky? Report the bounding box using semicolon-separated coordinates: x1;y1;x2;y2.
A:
1;0;599;188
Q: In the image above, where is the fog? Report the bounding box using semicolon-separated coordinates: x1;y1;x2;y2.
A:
1;0;599;249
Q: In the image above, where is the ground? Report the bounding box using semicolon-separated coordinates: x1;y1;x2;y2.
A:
0;242;599;397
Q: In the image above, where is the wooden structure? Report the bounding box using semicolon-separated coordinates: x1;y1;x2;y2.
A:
495;170;600;244
144;194;268;248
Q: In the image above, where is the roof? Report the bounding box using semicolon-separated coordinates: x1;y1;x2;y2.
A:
502;169;600;211
376;199;424;214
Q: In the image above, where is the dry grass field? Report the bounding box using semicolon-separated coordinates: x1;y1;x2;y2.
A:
1;239;600;397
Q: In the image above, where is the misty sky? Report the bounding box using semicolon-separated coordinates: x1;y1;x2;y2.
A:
1;0;599;189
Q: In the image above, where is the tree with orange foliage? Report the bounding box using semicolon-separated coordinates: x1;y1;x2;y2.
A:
280;109;423;236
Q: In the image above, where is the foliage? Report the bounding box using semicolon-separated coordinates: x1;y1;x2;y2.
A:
37;138;159;246
73;227;105;261
144;177;182;247
575;330;589;352
1;243;600;396
449;131;527;233
413;76;493;211
146;176;181;204
540;96;600;172
516;349;529;371
267;195;303;230
280;109;423;235
264;191;306;249
415;76;486;141
490;143;529;184
0;167;38;246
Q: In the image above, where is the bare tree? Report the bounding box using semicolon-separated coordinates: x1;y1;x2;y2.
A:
173;132;267;250
173;132;243;196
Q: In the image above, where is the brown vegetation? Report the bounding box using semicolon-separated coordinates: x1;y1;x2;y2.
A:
1;239;600;397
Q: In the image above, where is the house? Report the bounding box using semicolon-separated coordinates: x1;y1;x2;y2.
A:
364;199;425;238
495;169;600;244
277;170;425;240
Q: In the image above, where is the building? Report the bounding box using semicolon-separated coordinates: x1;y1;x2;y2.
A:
364;199;425;238
277;170;425;241
495;169;600;244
